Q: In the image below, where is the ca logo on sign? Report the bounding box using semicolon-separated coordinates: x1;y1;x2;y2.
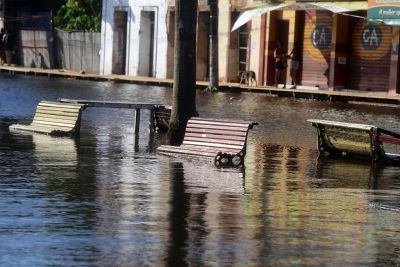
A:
361;27;382;50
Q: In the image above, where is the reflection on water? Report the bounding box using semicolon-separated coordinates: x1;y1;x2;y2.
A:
0;75;400;265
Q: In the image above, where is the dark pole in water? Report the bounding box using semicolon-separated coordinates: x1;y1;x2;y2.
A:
208;0;218;91
168;0;198;145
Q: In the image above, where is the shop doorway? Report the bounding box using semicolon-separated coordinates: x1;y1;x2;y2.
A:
138;11;155;77
239;23;250;72
197;12;209;81
346;18;391;91
276;19;289;85
112;10;128;75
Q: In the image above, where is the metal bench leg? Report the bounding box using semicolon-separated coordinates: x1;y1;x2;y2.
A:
231;154;244;167
214;152;232;168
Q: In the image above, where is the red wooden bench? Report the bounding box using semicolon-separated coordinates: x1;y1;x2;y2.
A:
156;117;257;167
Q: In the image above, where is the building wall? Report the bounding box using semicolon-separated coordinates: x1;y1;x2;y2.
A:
218;0;232;82
100;0;168;78
249;15;261;79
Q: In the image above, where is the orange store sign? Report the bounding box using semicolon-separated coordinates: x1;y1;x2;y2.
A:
368;0;400;19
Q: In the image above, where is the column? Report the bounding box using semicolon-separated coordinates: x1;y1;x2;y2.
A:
328;14;349;90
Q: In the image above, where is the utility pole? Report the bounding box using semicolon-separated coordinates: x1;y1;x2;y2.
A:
208;0;218;91
168;0;198;145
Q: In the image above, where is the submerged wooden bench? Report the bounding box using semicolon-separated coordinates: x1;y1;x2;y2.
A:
153;105;171;132
9;100;86;136
308;119;400;162
157;117;257;167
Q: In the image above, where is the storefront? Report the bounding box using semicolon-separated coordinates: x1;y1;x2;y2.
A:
347;18;391;91
232;1;400;94
301;10;332;88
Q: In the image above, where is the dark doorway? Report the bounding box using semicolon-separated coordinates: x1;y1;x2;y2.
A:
138;11;155;77
239;23;249;72
197;12;209;81
112;10;128;75
276;19;289;84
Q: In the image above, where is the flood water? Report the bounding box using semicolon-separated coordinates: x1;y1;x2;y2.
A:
1;74;400;266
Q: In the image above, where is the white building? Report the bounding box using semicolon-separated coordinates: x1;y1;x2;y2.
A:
100;0;168;78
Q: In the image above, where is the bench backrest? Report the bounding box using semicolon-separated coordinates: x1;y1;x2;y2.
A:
182;117;257;154
31;101;85;135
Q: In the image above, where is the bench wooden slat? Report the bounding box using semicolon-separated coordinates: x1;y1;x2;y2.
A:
190;117;256;125
184;132;247;141
182;140;243;150
36;106;82;113
158;144;241;157
9;124;73;135
39;101;84;109
33;113;80;121
185;127;248;136
157;146;217;157
186;123;249;132
31;120;76;128
32;121;76;128
183;136;245;146
35;110;81;117
179;144;240;154
188;119;252;128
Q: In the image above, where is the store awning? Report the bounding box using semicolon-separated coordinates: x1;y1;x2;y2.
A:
231;1;368;31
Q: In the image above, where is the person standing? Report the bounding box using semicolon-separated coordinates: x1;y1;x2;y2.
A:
3;29;14;65
288;47;299;89
0;28;5;65
274;41;287;88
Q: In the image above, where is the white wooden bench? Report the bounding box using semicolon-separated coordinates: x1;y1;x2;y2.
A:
308;119;400;162
157;117;257;167
9;100;86;136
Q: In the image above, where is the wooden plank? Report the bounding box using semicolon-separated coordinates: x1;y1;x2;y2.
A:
185;127;248;136
183;136;245;146
32;116;77;125
179;144;240;154
189;120;251;128
307;119;374;131
157;145;216;157
186;124;249;132
37;103;82;110
39;102;84;109
158;144;241;156
188;119;252;128
33;113;79;122
35;109;81;117
31;120;76;128
184;132;247;141
36;106;82;113
9;124;73;135
190;117;256;125
182;140;243;150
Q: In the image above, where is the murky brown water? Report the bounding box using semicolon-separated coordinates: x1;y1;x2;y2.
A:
1;74;400;266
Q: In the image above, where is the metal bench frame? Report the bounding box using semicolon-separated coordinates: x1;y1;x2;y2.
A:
157;117;257;167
